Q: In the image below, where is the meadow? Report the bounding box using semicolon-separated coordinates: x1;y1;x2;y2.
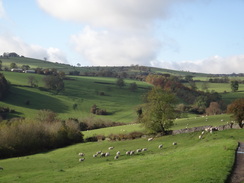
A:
0;128;243;183
0;71;151;122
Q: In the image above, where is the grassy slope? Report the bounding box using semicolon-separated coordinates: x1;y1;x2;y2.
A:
0;128;243;183
0;71;151;122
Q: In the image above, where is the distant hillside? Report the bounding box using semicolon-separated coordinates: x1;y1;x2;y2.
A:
0;55;211;77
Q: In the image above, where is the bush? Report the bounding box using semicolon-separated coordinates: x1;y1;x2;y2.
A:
0;119;84;159
107;131;145;141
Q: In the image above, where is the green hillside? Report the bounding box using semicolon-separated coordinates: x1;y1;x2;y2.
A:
0;128;243;183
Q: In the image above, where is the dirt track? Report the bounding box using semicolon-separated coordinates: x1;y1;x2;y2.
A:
229;142;244;183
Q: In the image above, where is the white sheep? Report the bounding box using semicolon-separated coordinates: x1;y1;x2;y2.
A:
148;137;153;141
158;144;163;149
114;155;119;160
93;154;97;158
116;151;120;156
126;151;131;155
199;135;202;139
201;131;205;135
78;152;84;156
108;147;114;150
172;142;177;145
142;148;147;152
79;158;85;162
130;150;135;155
136;149;142;153
100;153;106;157
105;152;110;157
96;151;102;154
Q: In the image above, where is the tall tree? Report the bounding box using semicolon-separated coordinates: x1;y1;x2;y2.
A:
227;98;244;128
231;80;239;92
27;76;38;87
138;87;176;134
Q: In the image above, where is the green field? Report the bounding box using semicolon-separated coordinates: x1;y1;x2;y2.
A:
0;71;151;122
0;128;243;183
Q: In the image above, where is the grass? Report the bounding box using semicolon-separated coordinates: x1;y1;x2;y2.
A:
0;128;243;183
82;114;233;138
0;71;151;122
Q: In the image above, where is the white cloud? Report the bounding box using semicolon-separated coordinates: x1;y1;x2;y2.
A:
37;0;190;31
0;0;5;18
70;26;160;66
151;55;244;74
0;34;68;63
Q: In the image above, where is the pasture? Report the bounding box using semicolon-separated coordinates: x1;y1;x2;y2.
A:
0;128;243;183
0;71;151;122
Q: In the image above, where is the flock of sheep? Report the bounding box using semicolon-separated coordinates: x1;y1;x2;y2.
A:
78;138;178;162
199;126;219;139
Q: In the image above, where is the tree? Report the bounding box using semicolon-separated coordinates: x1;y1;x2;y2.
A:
206;102;222;115
201;82;209;91
227;98;244;128
138;87;176;134
43;75;64;94
189;81;197;90
10;62;17;69
231;80;239;92
21;65;30;70
129;82;138;92
0;60;2;70
27;76;38;87
116;78;125;88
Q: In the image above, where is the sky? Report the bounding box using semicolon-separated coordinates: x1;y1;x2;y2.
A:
0;0;243;74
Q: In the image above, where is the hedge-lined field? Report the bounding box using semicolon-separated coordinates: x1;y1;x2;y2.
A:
0;128;243;183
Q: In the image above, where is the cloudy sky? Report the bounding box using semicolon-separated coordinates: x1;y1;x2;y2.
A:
0;0;243;74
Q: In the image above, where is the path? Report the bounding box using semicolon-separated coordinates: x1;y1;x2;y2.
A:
229;142;244;183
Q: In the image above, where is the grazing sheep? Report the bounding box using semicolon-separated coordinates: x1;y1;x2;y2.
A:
108;147;114;150
201;131;205;135
142;148;147;152
158;144;163;149
78;153;84;156
116;151;120;156
114;155;119;160
172;142;177;145
97;151;102;154
130;150;135;155
136;149;142;153
105;152;110;157
199;135;202;139
148;137;153;141
100;153;106;157
93;154;97;158
79;158;85;162
126;151;131;155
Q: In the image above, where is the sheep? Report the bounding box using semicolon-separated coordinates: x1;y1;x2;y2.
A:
79;158;85;162
108;147;114;150
172;142;177;145
78;152;84;156
158;144;163;149
93;154;97;158
201;131;205;135
96;151;102;154
0;167;3;170
136;149;142;153
116;151;120;156
199;135;202;139
105;152;110;157
142;148;147;152
100;153;106;157
148;137;153;141
130;150;135;155
114;155;119;160
126;151;131;155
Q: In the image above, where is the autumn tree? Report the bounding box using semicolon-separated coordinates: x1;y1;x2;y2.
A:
227;98;244;128
138;87;176;134
206;102;222;115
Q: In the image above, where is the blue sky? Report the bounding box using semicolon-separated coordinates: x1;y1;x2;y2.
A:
0;0;243;74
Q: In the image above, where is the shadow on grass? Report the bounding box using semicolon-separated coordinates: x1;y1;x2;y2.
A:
3;86;68;113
